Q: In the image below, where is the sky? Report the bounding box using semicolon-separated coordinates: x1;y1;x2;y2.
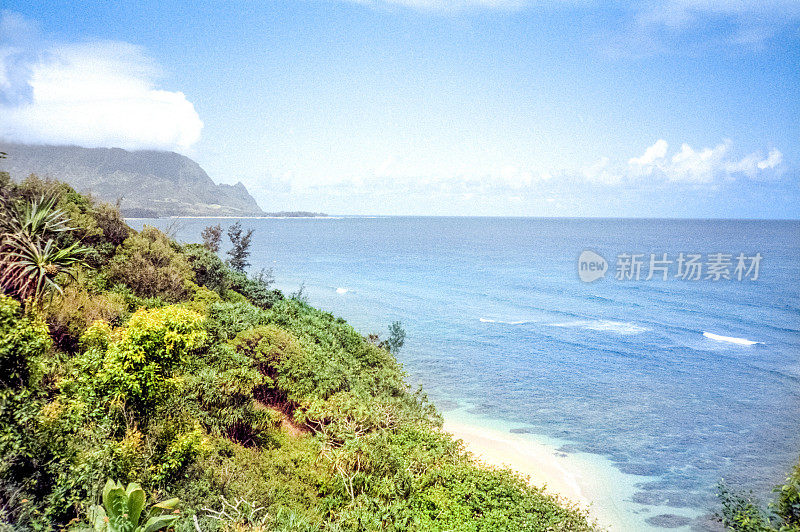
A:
0;0;798;217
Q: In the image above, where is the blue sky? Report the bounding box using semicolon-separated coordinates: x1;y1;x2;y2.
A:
0;0;798;217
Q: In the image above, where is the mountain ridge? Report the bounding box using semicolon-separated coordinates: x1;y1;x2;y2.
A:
0;142;264;217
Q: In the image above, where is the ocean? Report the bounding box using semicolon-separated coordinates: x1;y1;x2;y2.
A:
128;216;800;531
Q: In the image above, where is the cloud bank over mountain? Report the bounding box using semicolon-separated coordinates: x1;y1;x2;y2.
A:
0;11;202;153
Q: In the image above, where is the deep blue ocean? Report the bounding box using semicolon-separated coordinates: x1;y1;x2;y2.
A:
129;217;800;530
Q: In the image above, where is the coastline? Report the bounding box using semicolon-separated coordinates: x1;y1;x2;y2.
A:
441;411;665;532
124;215;340;220
443;419;594;507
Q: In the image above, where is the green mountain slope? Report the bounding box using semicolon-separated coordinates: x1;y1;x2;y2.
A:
0;142;263;217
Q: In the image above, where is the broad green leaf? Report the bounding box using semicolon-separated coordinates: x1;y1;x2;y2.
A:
88;504;108;532
140;514;179;532
102;480;127;521
152;498;180;511
125;483;146;525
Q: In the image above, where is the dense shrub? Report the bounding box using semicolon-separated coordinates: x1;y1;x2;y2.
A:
0;296;52;525
5;175;128;267
45;281;127;352
91;202;131;249
717;483;774;531
0;295;51;389
93;306;207;414
717;461;800;531
207;301;268;340
231;324;304;373
108;226;193;301
227;269;282;309
183;243;281;309
183;244;231;296
182;341;276;447
183;243;230;294
776;462;800;529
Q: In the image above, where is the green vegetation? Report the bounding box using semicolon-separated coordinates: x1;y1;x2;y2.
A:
0;175;595;531
84;480;180;532
717;461;800;531
225;222;253;273
385;321;406;355
200;224;222;254
0;194;89;310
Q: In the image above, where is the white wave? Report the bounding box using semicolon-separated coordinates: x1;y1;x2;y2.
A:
479;318;534;325
550;320;650;335
336;287;349;294
703;332;760;346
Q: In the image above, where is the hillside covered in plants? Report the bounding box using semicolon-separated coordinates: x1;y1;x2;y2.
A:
0;173;597;531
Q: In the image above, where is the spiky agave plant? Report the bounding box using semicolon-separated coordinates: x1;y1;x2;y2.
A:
0;194;88;309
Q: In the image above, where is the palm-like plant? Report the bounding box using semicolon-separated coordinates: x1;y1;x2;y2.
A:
3;195;73;236
0;234;86;303
0;194;88;309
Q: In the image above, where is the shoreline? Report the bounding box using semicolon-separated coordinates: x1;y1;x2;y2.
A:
443;419;594;503
124;215;339;220
443;419;612;529
441;412;671;532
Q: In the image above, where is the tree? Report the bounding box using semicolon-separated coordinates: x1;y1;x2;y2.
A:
201;223;222;253
387;321;406;354
226;222;253;272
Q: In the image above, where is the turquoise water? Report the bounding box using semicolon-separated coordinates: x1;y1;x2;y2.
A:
130;217;800;530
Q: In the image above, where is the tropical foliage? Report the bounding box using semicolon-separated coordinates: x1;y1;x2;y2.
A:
84;480;180;532
4;174;800;532
0;194;88;308
717;461;800;531
0;176;597;531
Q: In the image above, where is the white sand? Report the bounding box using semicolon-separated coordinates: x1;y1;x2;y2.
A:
445;420;591;504
443;419;633;531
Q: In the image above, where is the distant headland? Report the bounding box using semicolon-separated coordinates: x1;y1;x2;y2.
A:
0;142;319;218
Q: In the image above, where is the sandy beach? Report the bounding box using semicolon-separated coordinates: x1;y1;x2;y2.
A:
444;419;592;503
443;418;637;531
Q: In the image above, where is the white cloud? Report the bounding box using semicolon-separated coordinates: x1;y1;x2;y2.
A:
665;141;730;183
758;148;783;170
339;0;800;38
494;165;536;189
582;156;623;185
0;13;202;152
623;0;800;52
321;139;785;199
621;139;783;184
628;138;668;167
639;0;800;28
0;10;38;43
725;147;783;178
